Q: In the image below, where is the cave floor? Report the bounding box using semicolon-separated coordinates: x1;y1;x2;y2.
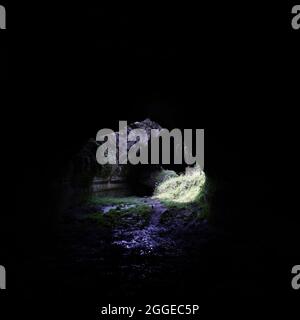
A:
34;196;272;299
52;196;219;295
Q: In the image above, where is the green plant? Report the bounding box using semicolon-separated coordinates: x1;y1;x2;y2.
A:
87;196;152;227
154;166;213;220
154;166;206;204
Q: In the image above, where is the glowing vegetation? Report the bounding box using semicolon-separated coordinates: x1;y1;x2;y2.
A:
154;166;206;205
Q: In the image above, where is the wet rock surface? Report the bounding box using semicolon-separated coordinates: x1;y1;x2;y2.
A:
113;198;176;255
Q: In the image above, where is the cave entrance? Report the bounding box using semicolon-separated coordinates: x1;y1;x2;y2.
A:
86;164;207;254
91;163;206;206
63;119;208;257
67;118;207;217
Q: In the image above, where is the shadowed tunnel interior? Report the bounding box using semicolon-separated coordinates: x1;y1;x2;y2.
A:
12;104;295;300
4;3;299;314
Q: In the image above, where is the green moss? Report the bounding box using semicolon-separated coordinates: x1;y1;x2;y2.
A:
87;196;152;228
88;212;111;227
87;196;142;206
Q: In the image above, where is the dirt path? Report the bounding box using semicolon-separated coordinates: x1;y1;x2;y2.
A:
112;198;176;255
145;198;168;225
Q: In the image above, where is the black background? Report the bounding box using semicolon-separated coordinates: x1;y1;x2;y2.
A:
1;1;299;319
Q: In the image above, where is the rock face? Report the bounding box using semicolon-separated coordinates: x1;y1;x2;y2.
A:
130;118;162;136
100;118;162;164
60;119;175;208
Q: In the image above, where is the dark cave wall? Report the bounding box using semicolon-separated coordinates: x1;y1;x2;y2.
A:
11;0;297;256
7;4;299;301
12;69;289;255
14;110;294;269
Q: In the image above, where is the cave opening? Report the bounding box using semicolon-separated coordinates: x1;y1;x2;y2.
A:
86;163;208;255
62;119;209;257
